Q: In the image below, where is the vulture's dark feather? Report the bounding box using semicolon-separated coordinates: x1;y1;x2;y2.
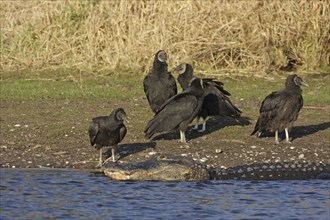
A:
251;74;307;144
144;78;204;143
143;50;177;113
174;63;241;132
88;108;127;167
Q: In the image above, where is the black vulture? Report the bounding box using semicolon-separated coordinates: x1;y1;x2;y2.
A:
143;50;177;113
88;108;127;167
251;74;308;144
144;77;204;143
174;63;241;132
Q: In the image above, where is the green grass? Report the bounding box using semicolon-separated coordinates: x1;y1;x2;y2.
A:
1;70;144;101
303;77;330;105
1;70;329;105
220;75;330;105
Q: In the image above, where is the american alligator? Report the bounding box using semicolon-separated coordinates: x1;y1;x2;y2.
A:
103;153;209;181
102;153;330;181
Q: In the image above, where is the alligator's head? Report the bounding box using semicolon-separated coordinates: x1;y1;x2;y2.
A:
102;153;209;181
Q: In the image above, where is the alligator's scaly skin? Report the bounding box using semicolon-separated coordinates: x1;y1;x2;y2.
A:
102;153;330;181
210;162;330;180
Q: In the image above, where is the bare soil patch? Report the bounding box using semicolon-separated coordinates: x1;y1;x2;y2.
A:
1;97;329;170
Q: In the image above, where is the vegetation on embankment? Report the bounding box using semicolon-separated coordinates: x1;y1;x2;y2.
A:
1;69;329;105
1;1;329;75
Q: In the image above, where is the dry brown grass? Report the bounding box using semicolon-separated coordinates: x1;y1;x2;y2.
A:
1;0;329;75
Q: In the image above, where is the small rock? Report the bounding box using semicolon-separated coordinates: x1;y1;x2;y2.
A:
179;145;190;149
200;158;208;163
215;149;223;154
298;154;305;159
148;151;157;155
290;146;295;150
14;124;20;127
206;164;213;169
250;146;257;149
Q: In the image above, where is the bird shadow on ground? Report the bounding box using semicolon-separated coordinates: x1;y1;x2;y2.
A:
255;121;330;142
151;116;251;142
107;142;156;159
291;121;330;141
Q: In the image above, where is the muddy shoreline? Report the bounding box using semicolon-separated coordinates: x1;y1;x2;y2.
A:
1;98;329;171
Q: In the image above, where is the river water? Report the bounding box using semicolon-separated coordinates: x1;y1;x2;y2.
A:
0;169;329;220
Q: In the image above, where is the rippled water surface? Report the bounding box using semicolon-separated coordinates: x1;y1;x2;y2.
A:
0;169;329;219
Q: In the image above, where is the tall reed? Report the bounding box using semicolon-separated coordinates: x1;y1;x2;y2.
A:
1;0;329;75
